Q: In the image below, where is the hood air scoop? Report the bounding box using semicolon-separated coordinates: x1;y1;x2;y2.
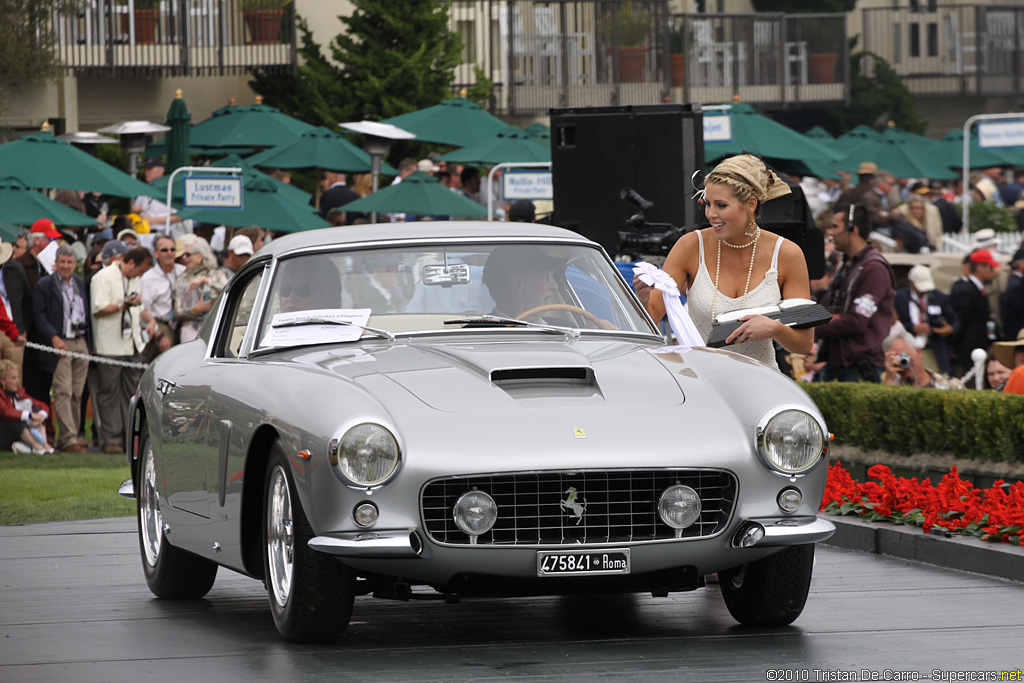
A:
490;366;594;386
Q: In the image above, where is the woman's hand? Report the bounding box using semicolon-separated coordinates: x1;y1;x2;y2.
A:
725;314;784;345
188;276;211;290
632;274;653;306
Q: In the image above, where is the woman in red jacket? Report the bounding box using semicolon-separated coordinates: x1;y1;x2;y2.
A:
0;359;53;453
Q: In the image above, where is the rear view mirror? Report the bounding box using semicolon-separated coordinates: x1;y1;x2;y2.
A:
422;264;471;287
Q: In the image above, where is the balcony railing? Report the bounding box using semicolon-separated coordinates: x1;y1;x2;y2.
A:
449;1;848;116
55;0;296;77
861;3;1024;97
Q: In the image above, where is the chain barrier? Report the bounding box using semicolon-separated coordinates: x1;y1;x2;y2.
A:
25;341;150;370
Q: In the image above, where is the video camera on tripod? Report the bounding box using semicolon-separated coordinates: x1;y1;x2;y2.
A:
617;189;688;261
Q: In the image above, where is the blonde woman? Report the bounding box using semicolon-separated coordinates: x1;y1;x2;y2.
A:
902;194;943;251
634;154;813;370
174;236;229;343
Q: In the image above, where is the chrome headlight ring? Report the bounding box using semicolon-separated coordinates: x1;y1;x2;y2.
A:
328;419;402;489
754;404;827;477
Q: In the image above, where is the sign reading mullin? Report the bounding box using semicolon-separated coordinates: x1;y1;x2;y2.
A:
184;177;244;209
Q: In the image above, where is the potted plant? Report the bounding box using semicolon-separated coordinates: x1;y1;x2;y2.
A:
599;2;651;83
243;0;288;45
668;22;690;87
125;0;160;44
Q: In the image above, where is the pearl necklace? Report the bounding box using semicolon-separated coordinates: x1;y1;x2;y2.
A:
712;227;760;322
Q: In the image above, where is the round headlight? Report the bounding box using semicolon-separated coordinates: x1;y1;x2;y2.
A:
658;485;701;530
338;423;400;487
453;490;498;539
759;409;824;474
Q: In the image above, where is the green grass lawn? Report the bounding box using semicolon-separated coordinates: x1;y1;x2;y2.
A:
0;451;134;525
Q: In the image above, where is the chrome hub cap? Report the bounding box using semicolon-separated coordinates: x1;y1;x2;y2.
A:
267;466;294;608
140;443;162;567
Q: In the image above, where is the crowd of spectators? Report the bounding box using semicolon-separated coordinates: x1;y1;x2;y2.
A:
794;161;1024;395
0;188;265;454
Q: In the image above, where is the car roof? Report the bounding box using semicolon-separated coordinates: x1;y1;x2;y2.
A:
258;221;599;259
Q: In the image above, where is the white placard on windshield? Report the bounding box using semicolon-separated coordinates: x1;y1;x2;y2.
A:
184;176;243;208
503;171;553;200
262;308;372;347
977;121;1024;148
703;116;733;142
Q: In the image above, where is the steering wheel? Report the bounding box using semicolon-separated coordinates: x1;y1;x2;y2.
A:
516;303;603;327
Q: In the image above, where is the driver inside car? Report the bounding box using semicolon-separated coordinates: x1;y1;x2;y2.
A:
482;246;616;329
482;245;566;321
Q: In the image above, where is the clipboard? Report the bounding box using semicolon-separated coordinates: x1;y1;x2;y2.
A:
706;298;832;348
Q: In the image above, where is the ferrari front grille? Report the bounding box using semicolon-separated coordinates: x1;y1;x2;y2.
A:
421;469;737;546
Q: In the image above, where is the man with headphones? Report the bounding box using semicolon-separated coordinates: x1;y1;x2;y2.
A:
814;202;896;382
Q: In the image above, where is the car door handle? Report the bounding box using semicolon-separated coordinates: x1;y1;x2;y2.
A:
156;378;177;395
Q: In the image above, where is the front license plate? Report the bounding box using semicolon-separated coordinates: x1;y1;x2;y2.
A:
537;549;630;577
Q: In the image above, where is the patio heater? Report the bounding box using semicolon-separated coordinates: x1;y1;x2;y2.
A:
340;120;416;222
97;120;171;177
58;131;119;156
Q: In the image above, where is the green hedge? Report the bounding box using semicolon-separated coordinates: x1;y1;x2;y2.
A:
801;382;1024;464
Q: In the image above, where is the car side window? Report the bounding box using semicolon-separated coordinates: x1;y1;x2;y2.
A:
213;268;264;358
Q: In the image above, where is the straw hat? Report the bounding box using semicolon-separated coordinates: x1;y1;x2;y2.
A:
992;329;1024;369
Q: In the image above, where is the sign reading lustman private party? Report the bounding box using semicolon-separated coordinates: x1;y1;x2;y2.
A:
183;177;244;209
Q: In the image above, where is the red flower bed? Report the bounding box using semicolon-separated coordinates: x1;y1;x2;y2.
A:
819;461;1024;546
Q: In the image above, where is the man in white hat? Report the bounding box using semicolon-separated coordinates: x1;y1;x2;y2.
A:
893;264;957;375
221;235;254;278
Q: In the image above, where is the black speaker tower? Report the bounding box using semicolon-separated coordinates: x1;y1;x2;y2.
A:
550;104;704;257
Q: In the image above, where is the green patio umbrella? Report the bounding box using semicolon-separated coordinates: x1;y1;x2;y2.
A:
524;123;550;140
0;177;102;228
881;124;937;156
836;129;955;180
831;125;882;154
440;126;551;165
804;126;834;141
0;217;22;241
0;130;162;199
246;126;378;172
189;98;314;150
702;103;843;178
176;176;329;232
153;154;312;207
164;89;192;173
340;171;488;218
382;98;509;147
245;126;398;210
924;128;1016;172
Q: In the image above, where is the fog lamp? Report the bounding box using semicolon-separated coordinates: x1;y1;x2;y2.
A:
733;522;766;548
777;487;803;513
353;502;379;527
658;485;701;535
453;490;497;542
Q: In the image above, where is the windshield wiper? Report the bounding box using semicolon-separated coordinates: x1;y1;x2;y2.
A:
443;315;580;339
272;317;395;342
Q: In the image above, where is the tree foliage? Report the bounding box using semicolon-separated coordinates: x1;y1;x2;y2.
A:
0;0;76;120
250;0;463;128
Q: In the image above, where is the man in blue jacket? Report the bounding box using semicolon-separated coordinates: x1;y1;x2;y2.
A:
33;245;91;453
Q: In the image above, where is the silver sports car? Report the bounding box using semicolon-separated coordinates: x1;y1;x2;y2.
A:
122;222;834;643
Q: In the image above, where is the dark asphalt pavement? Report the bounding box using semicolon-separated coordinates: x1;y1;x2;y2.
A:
1;516;1021;683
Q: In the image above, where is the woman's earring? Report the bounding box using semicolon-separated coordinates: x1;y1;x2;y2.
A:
744;217;756;237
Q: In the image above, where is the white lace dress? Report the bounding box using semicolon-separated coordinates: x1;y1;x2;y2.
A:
687;230;785;370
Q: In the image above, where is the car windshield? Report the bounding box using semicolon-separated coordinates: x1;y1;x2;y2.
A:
255;241;657;349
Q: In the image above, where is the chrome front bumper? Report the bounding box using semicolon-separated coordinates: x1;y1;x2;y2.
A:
309;530;423;558
732;517;836;548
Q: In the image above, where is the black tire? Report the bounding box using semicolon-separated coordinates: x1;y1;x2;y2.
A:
137;434;218;599
719;544;815;627
263;441;355;643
